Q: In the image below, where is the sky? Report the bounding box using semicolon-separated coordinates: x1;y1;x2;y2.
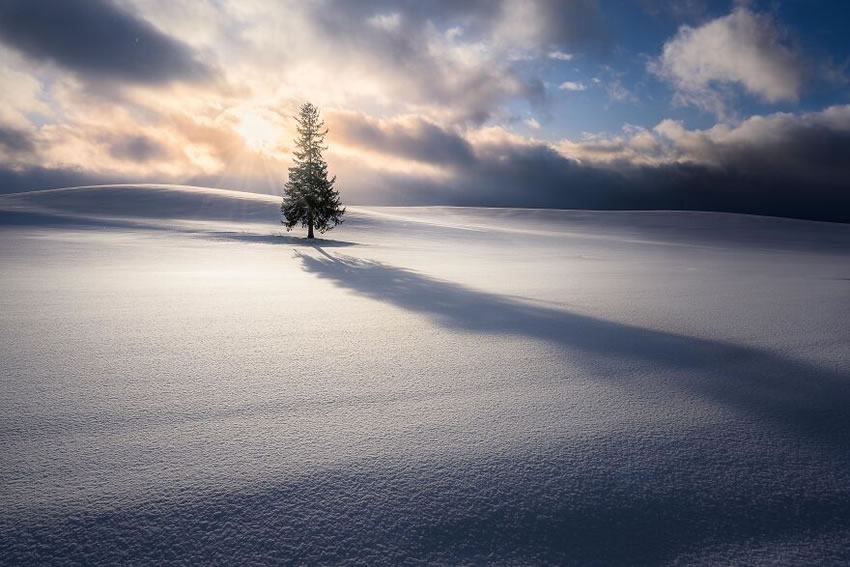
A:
0;0;849;221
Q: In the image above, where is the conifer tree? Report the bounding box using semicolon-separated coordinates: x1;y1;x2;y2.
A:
281;102;345;238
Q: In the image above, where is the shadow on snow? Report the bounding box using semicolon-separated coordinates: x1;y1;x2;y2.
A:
296;249;850;452
206;231;357;247
0;209;359;247
3;236;848;566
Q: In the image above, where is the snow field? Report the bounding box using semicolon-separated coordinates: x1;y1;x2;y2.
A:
1;185;849;565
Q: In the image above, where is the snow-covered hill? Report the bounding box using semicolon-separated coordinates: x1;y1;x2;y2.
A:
2;185;850;565
0;183;282;225
3;184;849;251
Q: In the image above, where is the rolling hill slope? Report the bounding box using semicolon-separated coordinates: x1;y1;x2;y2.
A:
2;184;850;565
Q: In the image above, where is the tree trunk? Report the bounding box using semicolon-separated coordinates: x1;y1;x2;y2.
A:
307;220;314;239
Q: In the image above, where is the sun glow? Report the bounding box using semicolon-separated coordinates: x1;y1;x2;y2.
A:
235;111;280;153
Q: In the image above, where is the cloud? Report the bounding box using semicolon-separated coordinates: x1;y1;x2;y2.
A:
328;112;476;168
274;0;607;123
312;0;607;52
4;103;850;223
650;7;804;116
328;106;850;223
490;0;607;53
0;48;51;126
0;124;36;155
591;66;636;103
0;0;846;224
0;0;609;192
0;164;108;195
107;134;170;162
559;81;587;91
267;4;518;124
439;137;622;209
556;104;850;175
0;0;213;85
651;105;850;185
519;0;607;52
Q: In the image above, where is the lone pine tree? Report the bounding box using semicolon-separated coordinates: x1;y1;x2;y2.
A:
281;102;345;239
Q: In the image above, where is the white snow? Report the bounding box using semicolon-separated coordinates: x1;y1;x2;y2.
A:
1;184;849;565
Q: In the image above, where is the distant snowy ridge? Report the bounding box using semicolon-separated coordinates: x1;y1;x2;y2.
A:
0;184;282;224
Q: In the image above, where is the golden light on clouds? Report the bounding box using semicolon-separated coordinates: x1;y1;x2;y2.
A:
0;0;847;221
234;110;281;154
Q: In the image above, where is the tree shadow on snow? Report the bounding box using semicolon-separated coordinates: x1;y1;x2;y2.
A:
5;248;849;566
0;209;359;248
297;250;850;452
206;231;357;247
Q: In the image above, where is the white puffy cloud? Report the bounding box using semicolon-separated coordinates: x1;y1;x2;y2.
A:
552;104;850;176
559;81;587;91
650;7;804;117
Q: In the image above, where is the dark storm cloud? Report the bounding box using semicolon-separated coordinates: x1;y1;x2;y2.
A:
424;143;630;210
416;154;850;223
475;144;850;223
108;134;169;162
340;112;850;223
630;162;850;223
332;114;476;167
0;165;107;195
0;0;212;84
688;123;850;187
0;125;36;154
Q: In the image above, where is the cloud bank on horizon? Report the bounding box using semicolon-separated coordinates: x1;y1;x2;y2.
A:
0;0;848;221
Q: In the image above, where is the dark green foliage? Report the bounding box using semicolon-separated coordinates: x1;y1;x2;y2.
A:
281;102;345;238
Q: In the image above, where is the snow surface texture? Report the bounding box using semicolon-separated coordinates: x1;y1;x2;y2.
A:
1;185;850;565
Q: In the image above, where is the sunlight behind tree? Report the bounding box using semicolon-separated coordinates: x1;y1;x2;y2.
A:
281;102;345;238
